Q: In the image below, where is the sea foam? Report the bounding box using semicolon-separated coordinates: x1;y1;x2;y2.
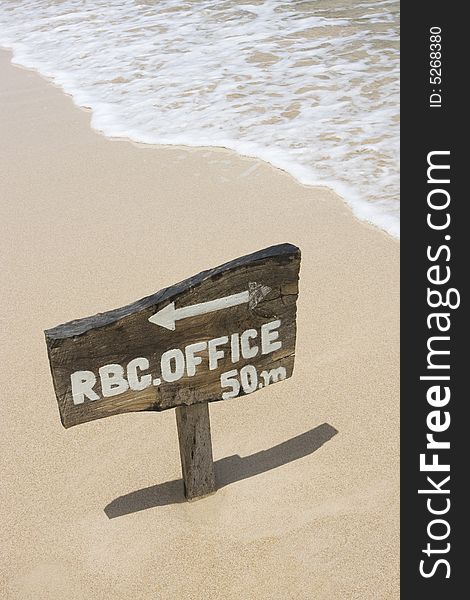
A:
0;0;399;237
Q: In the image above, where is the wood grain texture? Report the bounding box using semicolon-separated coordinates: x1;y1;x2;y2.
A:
175;403;216;500
45;243;301;428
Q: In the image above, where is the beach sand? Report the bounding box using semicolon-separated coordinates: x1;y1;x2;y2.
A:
0;50;399;599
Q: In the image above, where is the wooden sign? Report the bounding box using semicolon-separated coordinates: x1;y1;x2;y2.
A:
45;243;301;499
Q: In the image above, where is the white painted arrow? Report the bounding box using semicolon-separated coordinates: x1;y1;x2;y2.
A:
149;282;271;330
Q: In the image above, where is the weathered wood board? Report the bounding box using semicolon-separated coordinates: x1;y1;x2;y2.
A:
45;243;301;428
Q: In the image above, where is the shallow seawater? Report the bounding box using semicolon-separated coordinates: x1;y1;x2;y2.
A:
0;0;399;237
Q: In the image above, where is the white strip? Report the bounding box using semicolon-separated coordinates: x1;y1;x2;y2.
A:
176;291;249;321
149;282;271;330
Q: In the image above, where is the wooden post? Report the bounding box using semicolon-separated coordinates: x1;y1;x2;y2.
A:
175;402;216;500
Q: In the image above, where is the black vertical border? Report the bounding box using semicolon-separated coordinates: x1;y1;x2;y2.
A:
401;4;465;596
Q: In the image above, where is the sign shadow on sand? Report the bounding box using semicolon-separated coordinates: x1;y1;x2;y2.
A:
104;422;338;518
